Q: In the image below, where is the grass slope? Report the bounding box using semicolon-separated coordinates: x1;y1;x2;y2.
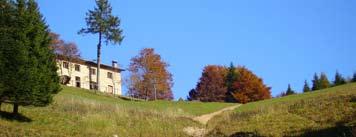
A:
207;83;356;137
0;86;233;137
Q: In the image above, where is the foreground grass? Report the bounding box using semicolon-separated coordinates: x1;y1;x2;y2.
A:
0;86;233;137
207;83;356;137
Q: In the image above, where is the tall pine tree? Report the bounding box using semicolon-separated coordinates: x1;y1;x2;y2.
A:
333;71;346;86
312;73;320;91
286;84;295;95
303;80;311;93
79;0;124;92
225;62;238;102
0;0;60;114
319;73;330;89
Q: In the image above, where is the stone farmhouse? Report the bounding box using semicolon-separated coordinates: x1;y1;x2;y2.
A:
56;56;124;95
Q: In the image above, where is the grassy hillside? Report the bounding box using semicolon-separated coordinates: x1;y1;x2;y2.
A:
207;83;356;137
0;86;233;137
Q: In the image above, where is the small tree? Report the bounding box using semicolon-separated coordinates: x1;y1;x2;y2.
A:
79;0;124;91
333;71;346;86
0;0;61;114
312;73;320;91
286;84;295;95
303;80;311;93
319;72;330;89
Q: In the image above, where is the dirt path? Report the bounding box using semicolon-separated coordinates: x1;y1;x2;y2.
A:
193;104;241;125
184;104;241;137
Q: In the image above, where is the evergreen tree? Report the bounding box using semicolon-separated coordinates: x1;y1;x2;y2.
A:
333;71;346;86
225;62;238;102
79;0;124;92
319;73;330;89
0;0;61;114
303;80;311;93
187;89;198;101
286;84;295;95
312;73;320;91
352;72;356;83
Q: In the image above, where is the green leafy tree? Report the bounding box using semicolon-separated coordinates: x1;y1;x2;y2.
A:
333;71;346;86
225;62;238;102
319;73;330;89
303;80;311;93
0;0;61;114
312;73;320;91
286;84;295;95
78;0;124;91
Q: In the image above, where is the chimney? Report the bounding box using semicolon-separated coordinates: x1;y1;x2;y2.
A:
112;61;118;68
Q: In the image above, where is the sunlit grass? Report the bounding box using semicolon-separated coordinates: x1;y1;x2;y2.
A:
207;83;356;137
0;86;233;137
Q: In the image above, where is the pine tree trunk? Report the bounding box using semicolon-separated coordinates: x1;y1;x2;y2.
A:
13;103;19;115
96;32;102;92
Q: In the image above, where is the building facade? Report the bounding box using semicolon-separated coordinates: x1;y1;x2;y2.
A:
56;57;124;95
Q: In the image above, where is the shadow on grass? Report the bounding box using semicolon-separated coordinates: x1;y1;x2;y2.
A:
229;132;263;137
0;111;32;122
294;125;355;137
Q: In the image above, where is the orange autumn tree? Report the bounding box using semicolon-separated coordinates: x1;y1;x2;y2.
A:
231;67;271;103
128;48;173;100
194;65;227;102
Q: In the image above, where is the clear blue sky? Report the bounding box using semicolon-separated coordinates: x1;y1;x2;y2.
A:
38;0;356;99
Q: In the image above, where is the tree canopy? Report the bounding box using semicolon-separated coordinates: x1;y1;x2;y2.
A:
188;65;271;103
0;0;61;114
128;48;173;100
78;0;124;91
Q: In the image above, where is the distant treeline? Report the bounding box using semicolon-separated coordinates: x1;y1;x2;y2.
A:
278;71;356;97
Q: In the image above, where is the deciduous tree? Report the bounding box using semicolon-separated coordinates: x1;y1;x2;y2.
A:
319;72;330;89
78;0;124;91
195;65;227;102
128;48;173;100
352;72;356;83
0;0;61;114
231;67;271;103
49;33;80;84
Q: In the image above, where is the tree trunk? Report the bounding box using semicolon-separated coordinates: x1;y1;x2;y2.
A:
13;103;19;115
0;102;2;111
96;32;102;92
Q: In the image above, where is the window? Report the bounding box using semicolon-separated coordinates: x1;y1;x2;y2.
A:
75;64;80;72
75;76;81;88
63;62;69;69
90;68;96;75
107;72;113;79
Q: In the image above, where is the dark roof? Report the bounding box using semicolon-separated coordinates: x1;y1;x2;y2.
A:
56;55;125;72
